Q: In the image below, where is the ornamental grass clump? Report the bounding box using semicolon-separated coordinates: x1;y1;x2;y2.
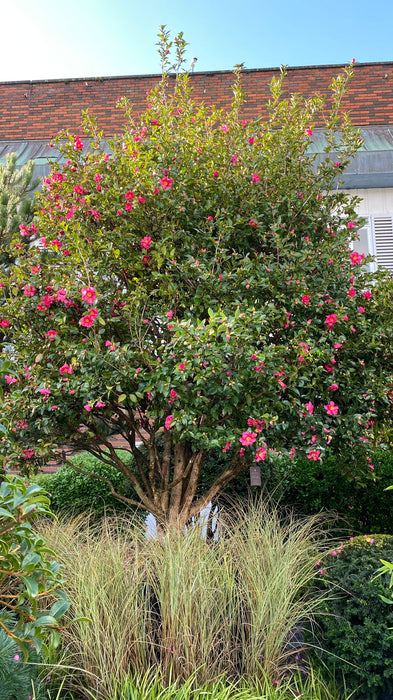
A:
39;501;330;699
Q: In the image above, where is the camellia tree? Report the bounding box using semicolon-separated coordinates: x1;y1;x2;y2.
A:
1;32;393;528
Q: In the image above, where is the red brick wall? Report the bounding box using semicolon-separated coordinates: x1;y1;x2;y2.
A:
1;62;392;141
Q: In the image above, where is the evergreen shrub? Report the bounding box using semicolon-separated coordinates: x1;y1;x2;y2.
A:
35;452;139;516
318;534;393;699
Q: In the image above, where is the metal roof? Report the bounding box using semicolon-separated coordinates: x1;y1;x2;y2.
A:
2;126;393;189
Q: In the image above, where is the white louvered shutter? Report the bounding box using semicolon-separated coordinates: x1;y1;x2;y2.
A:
373;216;393;271
352;223;376;273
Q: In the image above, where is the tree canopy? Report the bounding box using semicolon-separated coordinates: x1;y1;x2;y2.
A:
1;38;393;528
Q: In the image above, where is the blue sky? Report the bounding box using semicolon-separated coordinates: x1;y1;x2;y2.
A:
1;0;392;82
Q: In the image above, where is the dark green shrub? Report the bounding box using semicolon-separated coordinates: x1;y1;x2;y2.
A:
35;452;139;517
317;534;393;699
272;449;393;535
199;447;393;535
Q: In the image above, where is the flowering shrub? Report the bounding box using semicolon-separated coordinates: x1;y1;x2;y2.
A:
1;31;393;528
317;534;393;699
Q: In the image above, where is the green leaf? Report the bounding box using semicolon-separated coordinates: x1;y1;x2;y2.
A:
49;599;70;620
21;576;39;598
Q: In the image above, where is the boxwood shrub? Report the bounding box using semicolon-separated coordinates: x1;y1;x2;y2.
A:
316;534;393;700
34;452;139;517
274;449;393;535
201;447;393;535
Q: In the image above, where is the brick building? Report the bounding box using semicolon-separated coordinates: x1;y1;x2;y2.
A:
1;61;393;269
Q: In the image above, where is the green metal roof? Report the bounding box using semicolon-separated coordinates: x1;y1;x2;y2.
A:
2;127;393;189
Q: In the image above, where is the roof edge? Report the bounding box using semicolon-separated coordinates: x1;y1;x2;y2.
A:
1;60;393;86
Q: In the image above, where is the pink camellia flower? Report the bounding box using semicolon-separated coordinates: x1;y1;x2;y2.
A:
324;401;339;416
141;236;152;251
178;363;185;371
45;330;57;339
247;418;266;432
334;342;342;349
95;401;106;408
255;445;267;462
363;290;372;300
167;310;173;319
305;401;314;415
305;128;313;136
160;176;173;189
59;363;73;376
79;315;94;327
170;389;177;400
165;414;174;430
251;173;260;183
222;441;231;453
221;124;229;132
347;221;356;229
22;449;35;459
56;289;67;302
31;264;41;274
248;136;255;145
301;295;310;305
74;136;83;150
84;403;92;412
94;173;102;183
23;284;36;297
289;446;296;459
358;306;365;313
239;431;257;446
142;255;151;265
5;375;17;384
329;383;339;391
325;314;338;328
81;286;97;304
0;319;9;328
212;171;219;178
249;219;258;228
348;287;356;297
125;190;135;200
307;449;321;461
39;388;51;395
350;251;365;265
89;308;98;319
19;224;30;237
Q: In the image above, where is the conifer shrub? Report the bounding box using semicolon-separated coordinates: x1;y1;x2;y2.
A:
317;534;393;700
